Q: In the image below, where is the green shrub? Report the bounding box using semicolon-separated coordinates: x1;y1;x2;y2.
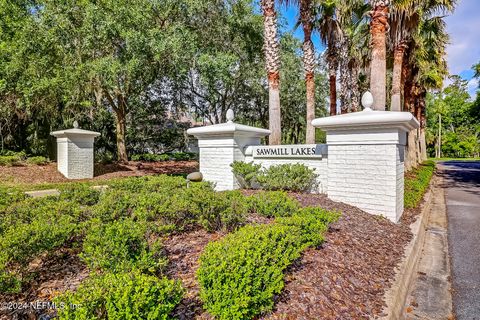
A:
80;219;165;273
248;191;299;218
0;155;22;166
193;190;248;232
230;161;261;189
0;187;26;212
59;184;101;206
256;163;318;192
56;272;184;320
197;224;307;319
170;152;195;161
26;156;49;165
107;175;187;193
0;200;79;293
276;208;340;247
404;161;435;209
90;190;140;222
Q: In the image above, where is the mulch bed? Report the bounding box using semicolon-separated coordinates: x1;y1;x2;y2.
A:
0;161;198;186
161;194;413;320
1;192;415;320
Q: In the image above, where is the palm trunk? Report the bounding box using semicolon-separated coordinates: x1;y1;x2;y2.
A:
268;72;281;144
391;44;406;111
328;55;338;116
302;18;316;144
305;72;315;143
369;2;389;110
262;0;281;145
339;38;349;114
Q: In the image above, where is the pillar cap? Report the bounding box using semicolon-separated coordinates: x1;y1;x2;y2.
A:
312;109;419;132
50;128;101;138
187;122;271;138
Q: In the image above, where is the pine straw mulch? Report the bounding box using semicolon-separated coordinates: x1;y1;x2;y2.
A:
0;161;198;186
163;193;413;320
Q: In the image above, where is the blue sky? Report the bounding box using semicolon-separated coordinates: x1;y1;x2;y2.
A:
278;0;480;98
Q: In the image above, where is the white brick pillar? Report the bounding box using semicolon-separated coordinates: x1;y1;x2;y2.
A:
51;122;100;179
187;110;270;191
312;92;419;222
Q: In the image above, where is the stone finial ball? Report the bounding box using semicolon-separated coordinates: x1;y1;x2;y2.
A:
73;120;79;129
361;91;374;110
226;109;235;123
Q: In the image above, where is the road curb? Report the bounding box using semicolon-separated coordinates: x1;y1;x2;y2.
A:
379;175;437;320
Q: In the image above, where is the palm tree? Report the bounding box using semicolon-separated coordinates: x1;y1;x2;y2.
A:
368;0;390;110
403;13;451;167
389;1;419;111
261;0;282;145
317;0;342;116
336;0;369;113
280;0;317;143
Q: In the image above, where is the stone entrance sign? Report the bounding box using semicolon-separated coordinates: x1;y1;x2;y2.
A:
50;122;100;179
251;144;327;159
188;92;420;222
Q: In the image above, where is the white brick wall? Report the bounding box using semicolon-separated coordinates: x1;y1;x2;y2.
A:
327;144;405;222
56;137;95;179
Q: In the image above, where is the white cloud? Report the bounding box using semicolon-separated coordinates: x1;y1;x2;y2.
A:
445;0;480;76
467;78;478;99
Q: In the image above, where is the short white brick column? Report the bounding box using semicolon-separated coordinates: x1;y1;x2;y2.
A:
312;92;419;222
187;110;270;191
51;122;100;179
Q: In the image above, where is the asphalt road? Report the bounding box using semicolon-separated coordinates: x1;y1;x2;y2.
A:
440;161;480;320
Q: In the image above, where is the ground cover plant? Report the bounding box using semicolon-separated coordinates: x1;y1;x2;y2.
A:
231;162;318;192
0;174;341;319
197;206;340;319
404;160;436;209
0;151;49;167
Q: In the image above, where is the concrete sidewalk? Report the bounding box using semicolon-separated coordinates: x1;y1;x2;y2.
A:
403;175;453;320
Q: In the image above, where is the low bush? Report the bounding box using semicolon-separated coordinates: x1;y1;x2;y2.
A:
107;175;187;193
0;154;23;166
0;187;26;212
0;200;79;293
404;160;435;209
197;207;339;319
59;184;101;206
25;156;49;165
230;161;261;189
198;224;307;319
80;219;165;273
256;164;318;192
194;190;249;232
130;152;197;162
56;272;184;320
248;191;299;218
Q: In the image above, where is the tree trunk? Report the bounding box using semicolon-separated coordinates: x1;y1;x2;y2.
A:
262;0;281;145
114;105;128;163
300;1;316;144
328;57;338;116
369;2;389;110
391;44;406;111
305;72;315;143
339;38;350;113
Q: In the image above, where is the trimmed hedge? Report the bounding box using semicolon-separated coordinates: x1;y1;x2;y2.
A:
404;160;435;209
197;207;340;319
248;191;299;218
231;162;318;192
56;272;184;320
